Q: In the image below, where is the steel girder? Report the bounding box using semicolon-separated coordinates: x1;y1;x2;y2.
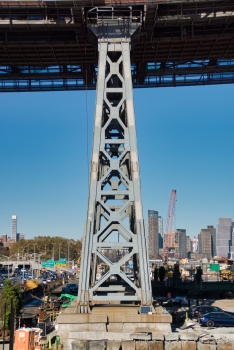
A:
77;40;152;313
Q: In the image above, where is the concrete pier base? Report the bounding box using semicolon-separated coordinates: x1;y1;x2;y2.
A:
57;303;172;349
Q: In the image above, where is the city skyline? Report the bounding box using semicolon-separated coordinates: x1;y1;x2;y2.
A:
0;84;233;240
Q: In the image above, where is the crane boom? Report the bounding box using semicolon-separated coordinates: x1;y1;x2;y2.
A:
162;190;177;259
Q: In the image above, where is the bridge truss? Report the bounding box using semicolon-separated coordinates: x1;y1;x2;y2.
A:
0;0;234;92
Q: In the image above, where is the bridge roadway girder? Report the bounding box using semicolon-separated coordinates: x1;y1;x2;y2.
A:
0;0;234;90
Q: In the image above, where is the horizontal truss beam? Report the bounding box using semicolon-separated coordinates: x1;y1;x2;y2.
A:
0;59;233;91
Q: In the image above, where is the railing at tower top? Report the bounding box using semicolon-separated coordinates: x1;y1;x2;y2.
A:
86;7;142;25
86;6;143;40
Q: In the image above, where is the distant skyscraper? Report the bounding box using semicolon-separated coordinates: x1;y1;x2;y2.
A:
12;215;17;241
148;210;159;258
200;226;216;257
158;216;163;250
175;229;187;258
158;217;163;239
217;218;234;258
19;233;24;240
193;236;196;252
187;236;192;257
198;229;212;259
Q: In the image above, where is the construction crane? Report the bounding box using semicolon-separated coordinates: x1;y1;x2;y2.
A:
162;190;177;260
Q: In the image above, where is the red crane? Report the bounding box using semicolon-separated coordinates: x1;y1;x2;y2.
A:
162;190;177;260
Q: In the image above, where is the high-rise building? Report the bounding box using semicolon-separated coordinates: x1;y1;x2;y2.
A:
158;233;163;250
158;217;163;239
148;210;159;258
175;229;187;258
216;218;233;258
198;230;212;259
12;215;17;241
19;233;24;240
187;236;192;257
199;226;216;257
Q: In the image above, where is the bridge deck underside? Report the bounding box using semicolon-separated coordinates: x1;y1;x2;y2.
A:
0;0;234;90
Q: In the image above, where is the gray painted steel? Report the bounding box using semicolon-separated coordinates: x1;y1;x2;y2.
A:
77;11;152;313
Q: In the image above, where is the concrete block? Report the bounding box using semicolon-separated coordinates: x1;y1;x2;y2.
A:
122;340;136;350
197;342;216;350
58;322;106;333
136;341;149;350
107;341;121;350
68;331;132;341
122;314;172;323
107;323;124;332
71;340;88;350
180;333;199;341
149;341;163;350
89;340;106;350
131;333;152;340
155;307;164;314
152;333;164;341
165;341;182;350
217;341;234;350
181;341;197;350
122;323;171;334
57;314;107;323
165;334;179;341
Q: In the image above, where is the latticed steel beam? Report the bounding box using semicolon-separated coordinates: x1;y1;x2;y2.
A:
77;7;151;313
0;59;234;92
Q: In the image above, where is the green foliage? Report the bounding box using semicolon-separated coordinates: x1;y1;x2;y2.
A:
154;267;158;281
9;236;82;262
0;246;9;256
105;265;110;281
0;280;23;329
159;266;166;282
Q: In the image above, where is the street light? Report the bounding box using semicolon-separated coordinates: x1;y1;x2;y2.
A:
34;253;44;281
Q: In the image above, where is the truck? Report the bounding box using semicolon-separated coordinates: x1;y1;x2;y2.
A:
220;266;234;280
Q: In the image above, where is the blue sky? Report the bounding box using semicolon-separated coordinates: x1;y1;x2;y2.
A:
0;84;233;241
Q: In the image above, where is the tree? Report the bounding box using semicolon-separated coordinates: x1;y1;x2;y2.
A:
0;280;23;329
159;266;166;282
9;236;82;262
154;267;158;281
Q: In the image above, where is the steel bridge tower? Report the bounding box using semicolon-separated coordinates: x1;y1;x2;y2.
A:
77;7;152;313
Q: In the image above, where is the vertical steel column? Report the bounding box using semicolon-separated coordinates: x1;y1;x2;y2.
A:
77;35;152;313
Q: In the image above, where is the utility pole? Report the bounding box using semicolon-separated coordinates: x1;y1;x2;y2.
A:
67;241;70;267
27;244;29;260
45;244;47;256
52;243;56;260
59;243;62;261
33;244;36;261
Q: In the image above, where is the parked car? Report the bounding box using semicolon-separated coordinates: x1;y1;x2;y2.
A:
192;305;225;319
200;312;234;327
62;283;78;294
165;296;190;307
